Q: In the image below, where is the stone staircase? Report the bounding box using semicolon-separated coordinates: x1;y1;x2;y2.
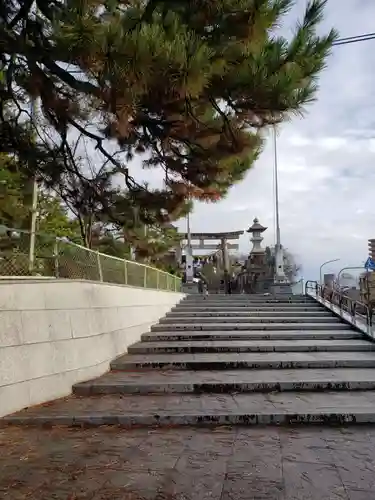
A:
4;294;375;427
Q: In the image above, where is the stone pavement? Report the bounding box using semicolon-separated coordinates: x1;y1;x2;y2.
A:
3;294;375;498
1;425;375;499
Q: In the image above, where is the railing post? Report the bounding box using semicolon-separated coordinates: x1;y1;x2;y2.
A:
96;252;103;282
156;270;160;290
53;238;59;278
143;266;147;288
124;260;128;285
352;301;356;322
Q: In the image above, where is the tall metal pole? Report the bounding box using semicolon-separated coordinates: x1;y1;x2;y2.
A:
187;211;191;248
185;210;194;283
273;126;287;284
273;126;281;252
319;258;340;286
28;4;39;274
337;266;363;288
28;99;39;274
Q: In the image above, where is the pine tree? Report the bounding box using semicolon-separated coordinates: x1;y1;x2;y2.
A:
1;0;337;223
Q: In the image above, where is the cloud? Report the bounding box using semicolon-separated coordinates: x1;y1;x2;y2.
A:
176;0;375;280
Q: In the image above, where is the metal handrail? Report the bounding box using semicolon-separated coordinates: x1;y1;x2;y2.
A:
305;280;374;337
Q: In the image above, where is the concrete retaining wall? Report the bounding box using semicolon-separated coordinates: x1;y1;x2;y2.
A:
0;279;184;417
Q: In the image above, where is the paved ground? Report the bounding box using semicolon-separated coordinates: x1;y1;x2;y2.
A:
1;426;375;499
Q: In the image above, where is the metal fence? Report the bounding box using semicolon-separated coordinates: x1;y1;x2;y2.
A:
0;228;181;292
305;280;374;338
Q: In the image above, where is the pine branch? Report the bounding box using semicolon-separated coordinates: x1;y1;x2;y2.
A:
1;0;337;226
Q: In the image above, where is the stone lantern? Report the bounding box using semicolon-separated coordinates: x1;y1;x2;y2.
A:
243;217;273;293
247;217;267;254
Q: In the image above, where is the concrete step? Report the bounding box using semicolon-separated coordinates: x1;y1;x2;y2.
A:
160;316;340;324
183;294;308;298
183;292;296;296
73;368;375;395
110;351;375;371
150;322;351;332
168;310;331;318
181;299;323;309
6;391;375;427
183;298;313;304
172;303;326;312
142;330;361;342
128;338;374;354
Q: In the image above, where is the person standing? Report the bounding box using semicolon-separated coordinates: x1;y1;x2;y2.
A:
196;271;209;298
223;269;232;294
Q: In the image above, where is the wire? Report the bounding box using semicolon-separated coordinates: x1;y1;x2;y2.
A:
58;34;375;78
335;32;375;42
66;32;375;76
333;33;375;46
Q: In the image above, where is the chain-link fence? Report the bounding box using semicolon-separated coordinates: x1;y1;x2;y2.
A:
0;227;181;292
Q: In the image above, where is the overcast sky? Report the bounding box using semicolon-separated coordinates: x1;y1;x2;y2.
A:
135;0;375;280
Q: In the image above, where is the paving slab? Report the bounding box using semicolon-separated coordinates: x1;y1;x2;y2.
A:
142;330;363;341
2;426;375;499
151;322;351;331
73;368;375;395
129;338;374;354
111;351;375;370
6;391;375;427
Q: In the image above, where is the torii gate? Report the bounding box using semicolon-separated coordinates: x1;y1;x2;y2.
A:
177;230;244;274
